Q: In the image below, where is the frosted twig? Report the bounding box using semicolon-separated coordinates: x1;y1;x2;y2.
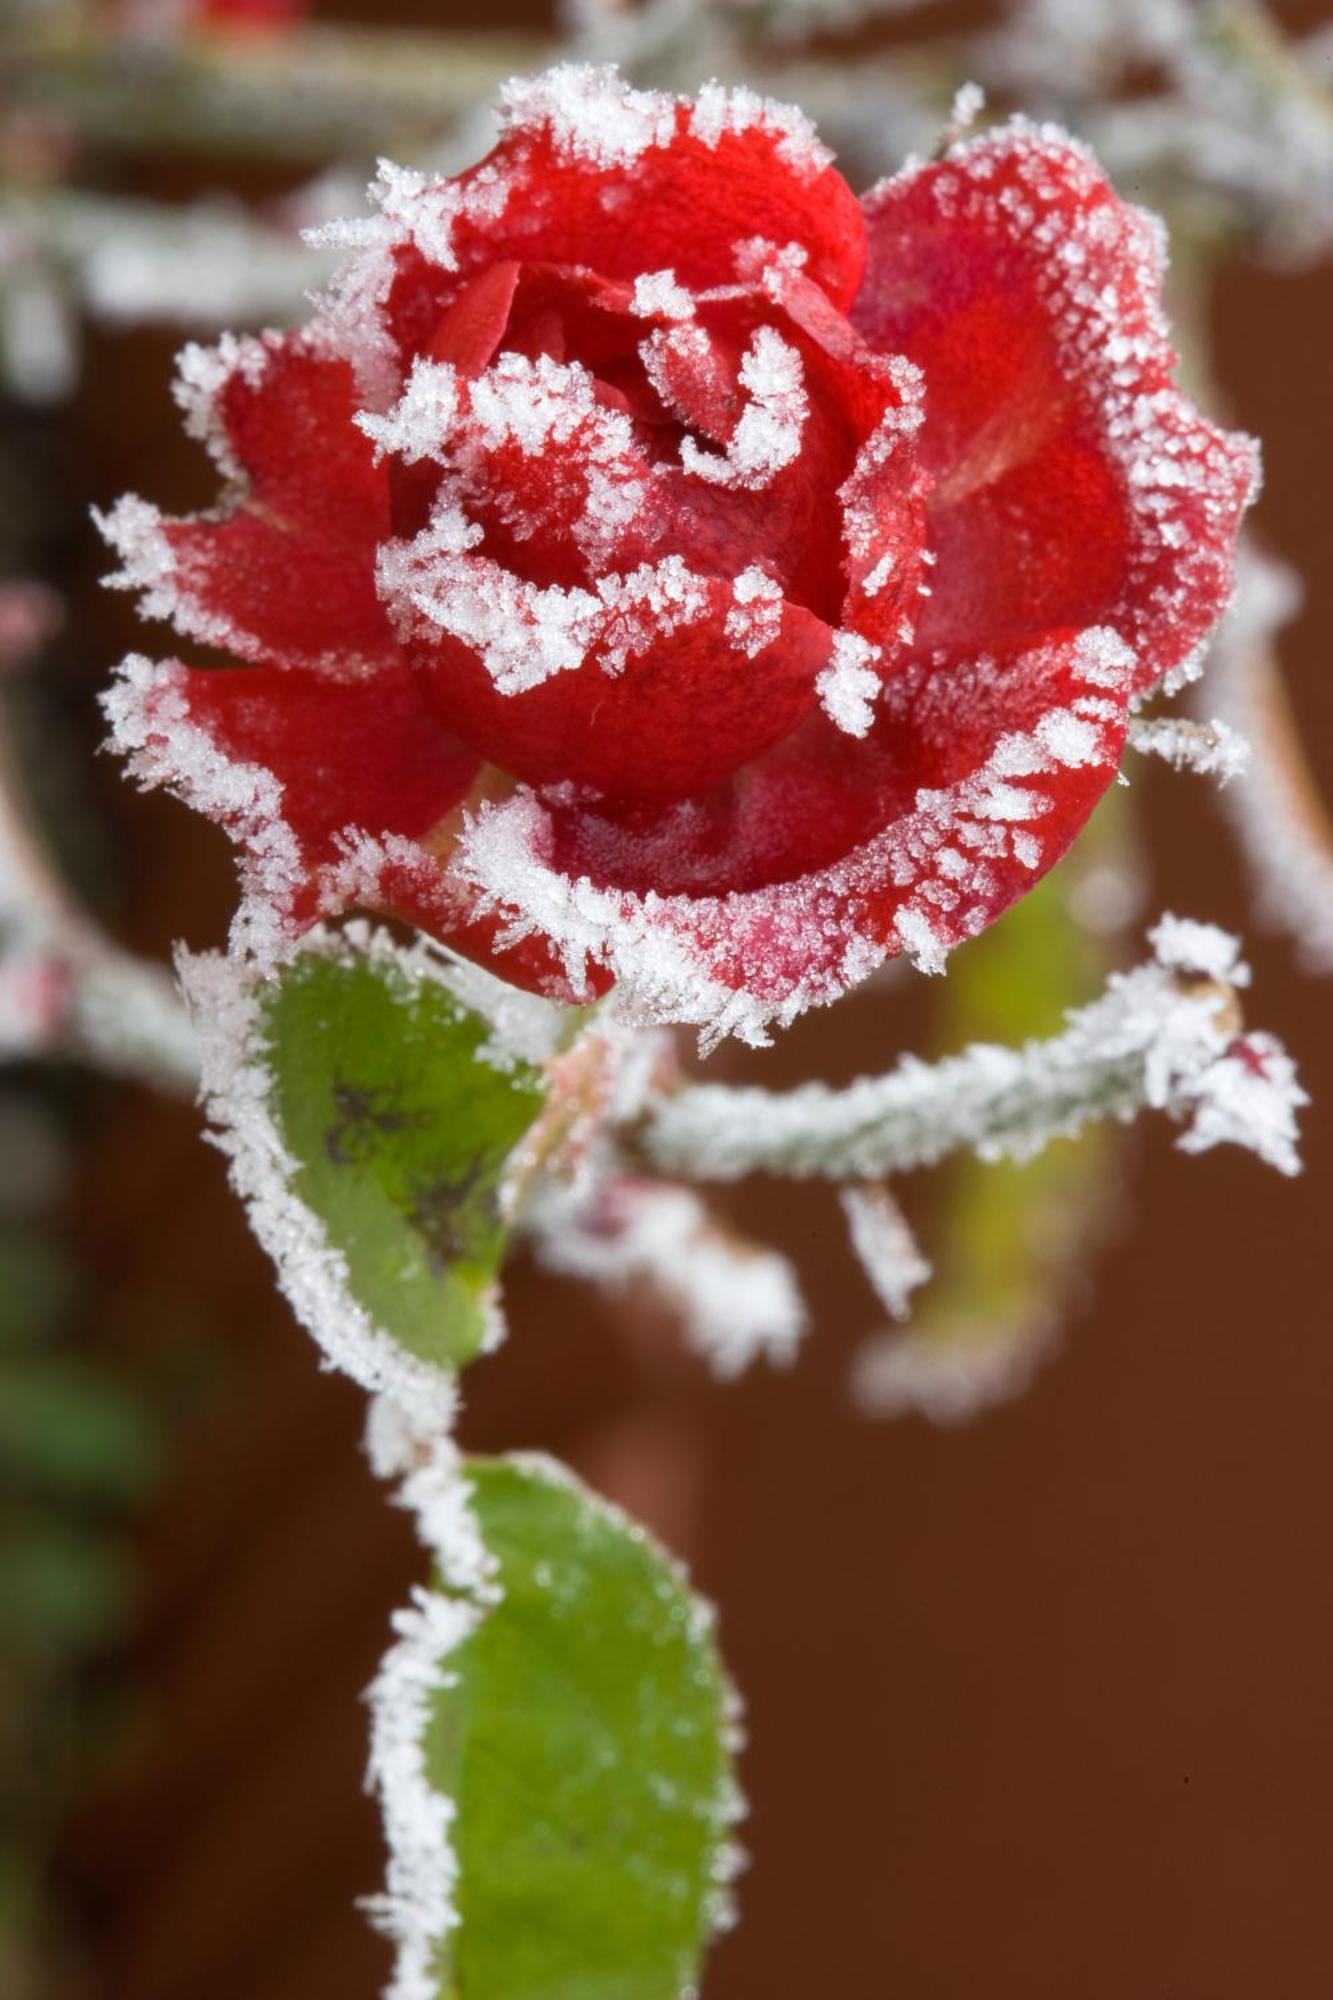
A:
988;0;1333;263
0;693;197;1090
528;1175;808;1377
840;1183;931;1322
1206;551;1333;974
1;189;332;331
1126;714;1249;783
641;916;1305;1184
2;16;548;162
852;1313;1062;1425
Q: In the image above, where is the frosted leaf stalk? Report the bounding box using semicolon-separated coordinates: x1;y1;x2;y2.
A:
641;917;1306;1185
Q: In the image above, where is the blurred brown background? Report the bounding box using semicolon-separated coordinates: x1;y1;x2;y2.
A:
20;2;1333;1996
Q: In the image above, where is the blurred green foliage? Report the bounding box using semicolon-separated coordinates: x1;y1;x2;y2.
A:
0;1221;166;1997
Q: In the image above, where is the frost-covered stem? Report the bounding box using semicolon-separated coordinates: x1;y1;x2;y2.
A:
1210;627;1333;974
0;719;197;1090
57;944;199;1091
2;188;332;330
1;19;548;161
640;921;1303;1183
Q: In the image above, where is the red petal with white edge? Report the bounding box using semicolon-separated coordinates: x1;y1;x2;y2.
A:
854;123;1258;690
102;651;477;940
452;627;1137;1047
99;332;397;675
385;542;835;806
364;68;866;374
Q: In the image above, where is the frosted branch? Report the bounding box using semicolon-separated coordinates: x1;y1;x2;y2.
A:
1126;713;1249;783
527;1174;808;1378
1206;550;1333;974
840;1183;931;1323
2;189;333;332
641;916;1305;1184
2;16;547;162
0;673;197;1090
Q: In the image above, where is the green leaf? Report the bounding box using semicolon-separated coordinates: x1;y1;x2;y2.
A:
258;945;549;1371
425;1455;739;2000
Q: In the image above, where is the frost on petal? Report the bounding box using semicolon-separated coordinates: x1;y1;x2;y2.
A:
816;631;882;737
101;651;478;961
98;331;398;676
346;66;867;384
368;346;653;575
455;627;1135;1045
855;122;1258;688
678;326;809;491
383;521;835;806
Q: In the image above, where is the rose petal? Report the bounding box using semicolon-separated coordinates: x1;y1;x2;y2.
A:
387;547;835;805
103;650;477;934
372;69;866;374
855;123;1257;688
455;625;1137;1042
100;332;397;675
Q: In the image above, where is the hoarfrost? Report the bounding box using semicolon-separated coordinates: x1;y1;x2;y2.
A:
676;325;808;491
383;506;718;695
816;631;882;738
724;567;784;658
455;626;1134;1047
630;269;695;320
688;80;833;177
853;1320;1056;1425
499;65;678;169
1207;550;1333;973
177;942;462;1421
96;494;247;660
1176;1032;1307;1178
101;652;304;968
643;916;1303;1181
179;926;546;1999
363;1586;479;2000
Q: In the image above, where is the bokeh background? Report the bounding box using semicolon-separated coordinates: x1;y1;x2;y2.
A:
3;2;1331;1996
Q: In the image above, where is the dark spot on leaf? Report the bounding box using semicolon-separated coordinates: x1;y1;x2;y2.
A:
324;1081;426;1167
407;1159;497;1274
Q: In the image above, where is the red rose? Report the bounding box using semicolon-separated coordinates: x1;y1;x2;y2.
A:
101;67;1255;1044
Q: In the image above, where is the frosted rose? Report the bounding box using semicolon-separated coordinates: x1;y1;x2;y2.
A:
101;67;1256;1043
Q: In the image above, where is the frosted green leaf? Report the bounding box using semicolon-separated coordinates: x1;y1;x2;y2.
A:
426;1455;740;2000
258;946;547;1371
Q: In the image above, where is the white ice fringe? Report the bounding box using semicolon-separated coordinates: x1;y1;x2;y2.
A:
643;916;1306;1183
179;944;464;1419
362;1586;480;2000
